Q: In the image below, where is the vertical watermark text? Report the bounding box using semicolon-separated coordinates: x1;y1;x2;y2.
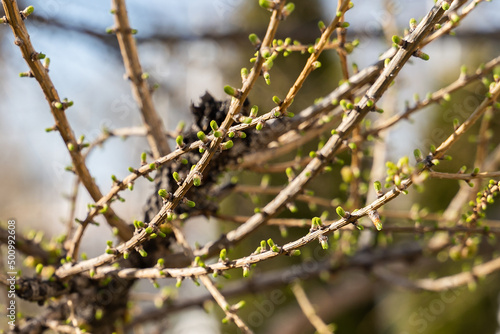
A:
6;219;17;330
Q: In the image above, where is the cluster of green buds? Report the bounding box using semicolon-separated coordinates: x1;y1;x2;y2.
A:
310;216;322;232
464;179;500;226
254;240;267;254
384;156;413;191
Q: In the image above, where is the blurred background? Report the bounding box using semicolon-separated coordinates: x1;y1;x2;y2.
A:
1;0;500;333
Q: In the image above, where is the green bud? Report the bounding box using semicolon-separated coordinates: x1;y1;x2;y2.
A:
283;3;295;15
264;72;271;85
222;140;233;150
392;35;402;45
233;300;246;310
460;65;467;75
210;120;219;131
374;181;382;192
442;2;450;10
139;249;148;257
250;105;259;118
290;249;301;256
23;6;34;16
409;18;417;29
145;227;153;234
173;172;181;183
219;248;227;261
184;199;196;208
336;206;347;218
368;210;383;231
259;0;274;10
272;96;281;105
98;204;108;214
414;149;422;161
318;20;325;31
241;67;249;80
175;135;184;147
319;236;329;250
197;131;207;142
158;189;168;199
35;263;43;275
243;266;250;278
193;174;201;187
194;256;205;268
417;51;430;61
223;85;237;97
267;238;275;248
311;217;322;229
141;152;147;163
256;121;264;131
249;33;260;45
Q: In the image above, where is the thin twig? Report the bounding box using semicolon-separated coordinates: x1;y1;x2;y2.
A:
292;282;333;334
111;0;171;159
374;255;500;291
429;170;500;180
369;55;500;135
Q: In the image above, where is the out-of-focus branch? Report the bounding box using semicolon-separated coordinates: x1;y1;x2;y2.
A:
374;255;500;291
369;55;500;135
111;0;171;159
0;226;52;264
292;282;333;334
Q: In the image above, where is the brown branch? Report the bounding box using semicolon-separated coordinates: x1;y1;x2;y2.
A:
429;170;500;180
216;213;500;235
292;282;333;334
193;0;448;261
85;59;500;281
369;55;500;135
111;0;171;159
422;0;486;47
375;255;500;291
170;222;253;333
125;243;423;329
433;83;500;159
1;0;132;242
55;0;287;279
